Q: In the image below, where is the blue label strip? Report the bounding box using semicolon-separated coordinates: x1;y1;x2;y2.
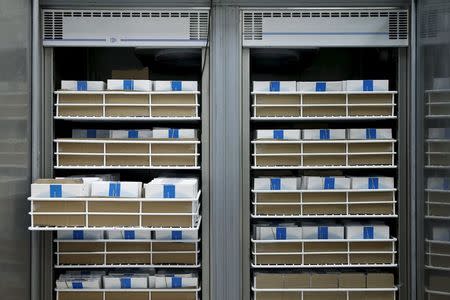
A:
86;129;97;138
49;184;62;198
368;177;379;189
276;227;287;240
320;129;330;140
172;277;182;288
124;230;135;240
123;80;134;91
444;178;450;190
171;81;182;91
128;130;138;138
273;130;284;140
363;226;374;239
163;184;176;198
172;230;183;240
120;278;131;289
270;178;281;190
72;230;84;240
363;80;374;91
269;81;280;92
72;282;83;289
77;81;87;91
366;128;377;139
318;226;329;239
316;82;326;92
169;128;179;139
324;177;335;190
108;183;121;197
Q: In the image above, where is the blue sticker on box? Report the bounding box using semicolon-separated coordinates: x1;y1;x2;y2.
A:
123;80;134;91
172;277;182;288
168;128;179;139
81;270;90;275
86;129;97;138
445;128;450;139
324;177;335;190
444;178;450;190
368;177;379;189
108;182;121;197
320;129;330;140
172;230;183;240
269;81;280;92
276;227;287;240
49;184;62;198
77;81;87;91
363;80;374;91
72;282;83;289
366;128;377;139
124;230;135;240
171;81;182;91
120;278;131;289
270;178;281;190
318;226;329;239
128;130;138;138
163;184;176;198
72;230;84;240
273;130;284;140
363;226;374;239
316;82;326;92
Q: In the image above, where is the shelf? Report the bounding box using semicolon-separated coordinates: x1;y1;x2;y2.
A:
55;288;201;300
54;116;201;121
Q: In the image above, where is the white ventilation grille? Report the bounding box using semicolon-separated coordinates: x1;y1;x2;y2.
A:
242;9;409;47
42;9;209;47
420;5;450;45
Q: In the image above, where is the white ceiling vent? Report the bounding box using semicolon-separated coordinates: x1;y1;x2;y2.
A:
42;9;209;47
242;9;409;47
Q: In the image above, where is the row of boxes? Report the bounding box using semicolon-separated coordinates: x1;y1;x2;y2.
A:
255;224;390;240
253;80;389;92
57;229;198;240
73;128;197;139
31;178;199;198
256;128;392;140
61;80;198;92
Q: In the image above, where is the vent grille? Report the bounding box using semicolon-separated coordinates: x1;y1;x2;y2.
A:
389;11;408;40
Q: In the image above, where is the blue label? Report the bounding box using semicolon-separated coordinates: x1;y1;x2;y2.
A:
163;184;176;198
276;227;287;240
108;183;121;197
123;80;134;91
172;230;183;240
172;277;182;288
168;128;179;139
269;81;280;92
363;226;374;239
318;226;329;239
320;129;330;140
86;129;97;138
171;81;182;91
77;81;87;91
72;230;84;240
363;80;374;91
49;184;62;198
80;271;90;275
368;177;379;189
366;128;377;139
324;177;335;190
120;278;131;289
273;130;284;140
72;282;83;289
124;230;135;239
444;178;450;190
128;130;138;138
316;82;326;92
445;128;450;139
270;178;281;190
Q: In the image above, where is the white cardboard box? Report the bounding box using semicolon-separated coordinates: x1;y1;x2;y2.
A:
428;128;450;139
91;181;142;198
351;177;394;190
154;230;198;240
433;78;450;90
152;128;197;139
56;277;102;289
61;80;105;91
301;176;324;190
427;177;450;190
256;129;301;140
297;81;343;92
103;276;148;289
344;80;389;91
154;276;198;288
31;179;90;198
302;129;346;140
256;226;302;240
254;177;299;190
346;225;390;239
107;79;151;91
57;230;104;240
253;81;296;92
145;178;198;199
72;129;110;139
432;227;450;241
106;230;152;240
110;130;152;139
302;226;345;239
348;128;392;140
301;176;350;190
153;81;198;91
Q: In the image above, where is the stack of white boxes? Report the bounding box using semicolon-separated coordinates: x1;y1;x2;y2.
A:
253;79;390;92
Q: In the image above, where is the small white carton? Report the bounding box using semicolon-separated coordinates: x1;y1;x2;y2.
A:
90;181;142;198
301;176;350;190
154;275;198;288
348;128;392;140
152;128;197;139
256;129;301;140
145;178;198;199
103;275;148;289
432;227;450;241
346;225;390;239
154;230;198;240
107;79;151;91
301;176;324;190
106;230;152;240
254;177;299;190
153;81;198;91
433;78;450;90
110;129;152;139
253;81;296;92
302;129;346;140
297;81;343;92
256;226;302;240
72;129;110;139
351;177;395;190
427;177;450;190
344;80;389;92
56;277;102;289
302;226;345;239
31;179;90;198
428;128;450;139
57;230;104;240
61;80;105;91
